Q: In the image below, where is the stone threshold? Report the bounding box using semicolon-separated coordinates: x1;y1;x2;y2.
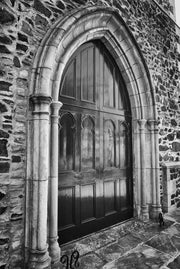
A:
58;215;180;268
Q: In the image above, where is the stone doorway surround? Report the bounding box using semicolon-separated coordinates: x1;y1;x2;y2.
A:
26;6;161;269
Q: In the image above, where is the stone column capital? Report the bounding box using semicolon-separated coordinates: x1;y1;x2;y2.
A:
30;95;52;105
50;101;63;116
138;119;146;131
30;95;52;116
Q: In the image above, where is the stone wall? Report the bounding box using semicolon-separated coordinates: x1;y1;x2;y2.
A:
155;0;176;19
0;0;179;267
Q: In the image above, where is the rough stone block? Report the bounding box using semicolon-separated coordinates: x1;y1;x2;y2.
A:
0;81;12;91
0;7;15;24
0;162;10;173
34;0;52;18
0;139;8;157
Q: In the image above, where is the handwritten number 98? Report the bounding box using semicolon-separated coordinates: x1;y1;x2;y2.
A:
60;250;80;268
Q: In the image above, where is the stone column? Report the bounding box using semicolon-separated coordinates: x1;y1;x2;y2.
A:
48;101;62;266
154;120;162;213
139;119;149;220
148;120;161;218
28;95;52;269
148;120;157;218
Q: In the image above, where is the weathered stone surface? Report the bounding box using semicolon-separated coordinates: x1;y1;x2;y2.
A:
171;235;180;251
0;45;11;54
172;142;180;152
168;254;180;269
0;140;8;157
146;233;177;256
35;14;49;27
0;81;12;91
96;243;124;262
16;43;28;52
0;190;6;200
167;133;174;141
103;244;171;269
0;70;5;76
0;103;7;113
0;7;15;24
0;207;7;215
159;144;169;151
17;32;28;43
132;220;174;241
0;162;9;173
21;21;33;36
78;253;104;269
56;0;66;9
163;223;180;237
34;0;52;18
11;156;21;163
117;234;142;252
77;230;116;252
0;35;12;45
13;56;21;68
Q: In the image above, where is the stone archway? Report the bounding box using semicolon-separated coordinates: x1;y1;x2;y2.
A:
26;6;161;269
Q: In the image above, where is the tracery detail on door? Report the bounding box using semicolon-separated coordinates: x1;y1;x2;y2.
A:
104;120;116;168
59;113;76;170
81;116;95;170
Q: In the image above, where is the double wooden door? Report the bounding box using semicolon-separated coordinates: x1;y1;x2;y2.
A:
58;41;133;244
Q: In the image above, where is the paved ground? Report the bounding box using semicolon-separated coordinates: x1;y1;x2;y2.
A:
60;209;180;268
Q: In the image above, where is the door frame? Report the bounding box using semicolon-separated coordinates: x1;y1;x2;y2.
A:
26;6;161;269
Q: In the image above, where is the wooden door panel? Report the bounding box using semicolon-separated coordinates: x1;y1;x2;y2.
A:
58;187;76;229
119;177;128;211
81;183;96;223
104;55;115;108
81;46;95;103
58;41;133;244
104;180;117;215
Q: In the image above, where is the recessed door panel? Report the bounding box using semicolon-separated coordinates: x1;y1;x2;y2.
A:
104;180;116;215
104;120;116;168
58;41;133;244
59;113;75;171
81;184;95;222
58;187;75;228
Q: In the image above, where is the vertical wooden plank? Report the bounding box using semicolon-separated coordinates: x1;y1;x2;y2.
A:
61;60;75;98
98;46;104;110
87;47;94;102
76;53;81;101
81;49;88;101
104;57;114;108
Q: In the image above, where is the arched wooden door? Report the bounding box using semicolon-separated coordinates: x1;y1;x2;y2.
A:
58;41;133;244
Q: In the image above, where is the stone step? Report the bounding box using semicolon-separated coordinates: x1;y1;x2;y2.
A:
60;215;180;268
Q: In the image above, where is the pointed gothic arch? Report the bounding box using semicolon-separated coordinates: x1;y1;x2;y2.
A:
26;6;161;268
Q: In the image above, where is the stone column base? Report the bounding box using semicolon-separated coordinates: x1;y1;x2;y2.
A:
28;249;51;269
150;204;162;220
49;237;61;266
140;205;149;221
